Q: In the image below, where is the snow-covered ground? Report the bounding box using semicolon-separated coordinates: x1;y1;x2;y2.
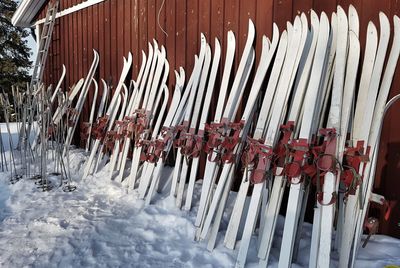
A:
0;124;399;267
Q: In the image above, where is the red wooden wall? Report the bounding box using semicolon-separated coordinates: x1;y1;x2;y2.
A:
38;0;400;238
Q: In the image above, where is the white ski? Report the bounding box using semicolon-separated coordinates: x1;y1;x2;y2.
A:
82;52;132;178
278;12;330;268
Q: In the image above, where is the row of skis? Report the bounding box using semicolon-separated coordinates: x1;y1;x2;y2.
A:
5;4;400;268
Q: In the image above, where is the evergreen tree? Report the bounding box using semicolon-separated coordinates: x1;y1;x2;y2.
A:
0;0;32;93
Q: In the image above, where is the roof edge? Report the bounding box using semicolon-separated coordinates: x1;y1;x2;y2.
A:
12;0;47;27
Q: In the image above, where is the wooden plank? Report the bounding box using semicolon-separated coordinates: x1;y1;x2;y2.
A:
209;0;223;121
139;0;148;59
313;0;337;17
66;0;72;89
256;0;273;59
148;0;156;41
82;7;90;123
130;0;139;78
236;0;256;126
110;0;118;89
73;5;78;86
77;8;83;90
156;0;167;48
116;0;125;77
175;0;186;71
186;0;199;74
104;0;111;85
273;0;292;35
165;0;176;89
124;0;132;79
82;8;88;81
224;0;239;71
97;2;105;82
198;0;210;40
293;0;312;20
52;22;58;85
60;16;66;91
89;4;96;110
89;5;95;74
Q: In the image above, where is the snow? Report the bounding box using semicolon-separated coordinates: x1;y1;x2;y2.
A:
0;124;399;267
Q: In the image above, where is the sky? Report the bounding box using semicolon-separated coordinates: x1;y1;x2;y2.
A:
14;0;37;72
27;35;37;73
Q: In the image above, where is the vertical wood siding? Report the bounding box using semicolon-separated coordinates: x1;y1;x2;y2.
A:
38;0;399;238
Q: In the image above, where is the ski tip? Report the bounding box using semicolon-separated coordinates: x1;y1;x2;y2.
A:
294;15;301;27
214;37;221;53
281;29;288;40
301;13;308;30
206;44;212;55
91;77;98;88
320;12;329;24
179;67;185;82
272;23;279;38
286;21;293;32
164;58;170;69
248;18;255;32
148;42;153;53
379;12;390;29
227;30;235;43
337;5;344;14
367;21;378;35
161;45;166;56
174;70;179;81
153;39;158;48
348;4;357;16
394;15;400;26
200;32;206;41
331;11;337;20
393;16;400;36
310;9;318;20
262;35;270;47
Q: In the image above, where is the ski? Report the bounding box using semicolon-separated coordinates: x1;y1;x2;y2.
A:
82;52;132;178
350;15;400;267
223;23;280;250
183;37;221;211
142;40;205;201
116;46;154;183
64;50;100;156
125;45;168;190
194;29;236;229
339;12;390;268
83;78;99;152
139;68;188;203
277;12;330;268
235;15;305;267
175;36;211;209
196;19;256;241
